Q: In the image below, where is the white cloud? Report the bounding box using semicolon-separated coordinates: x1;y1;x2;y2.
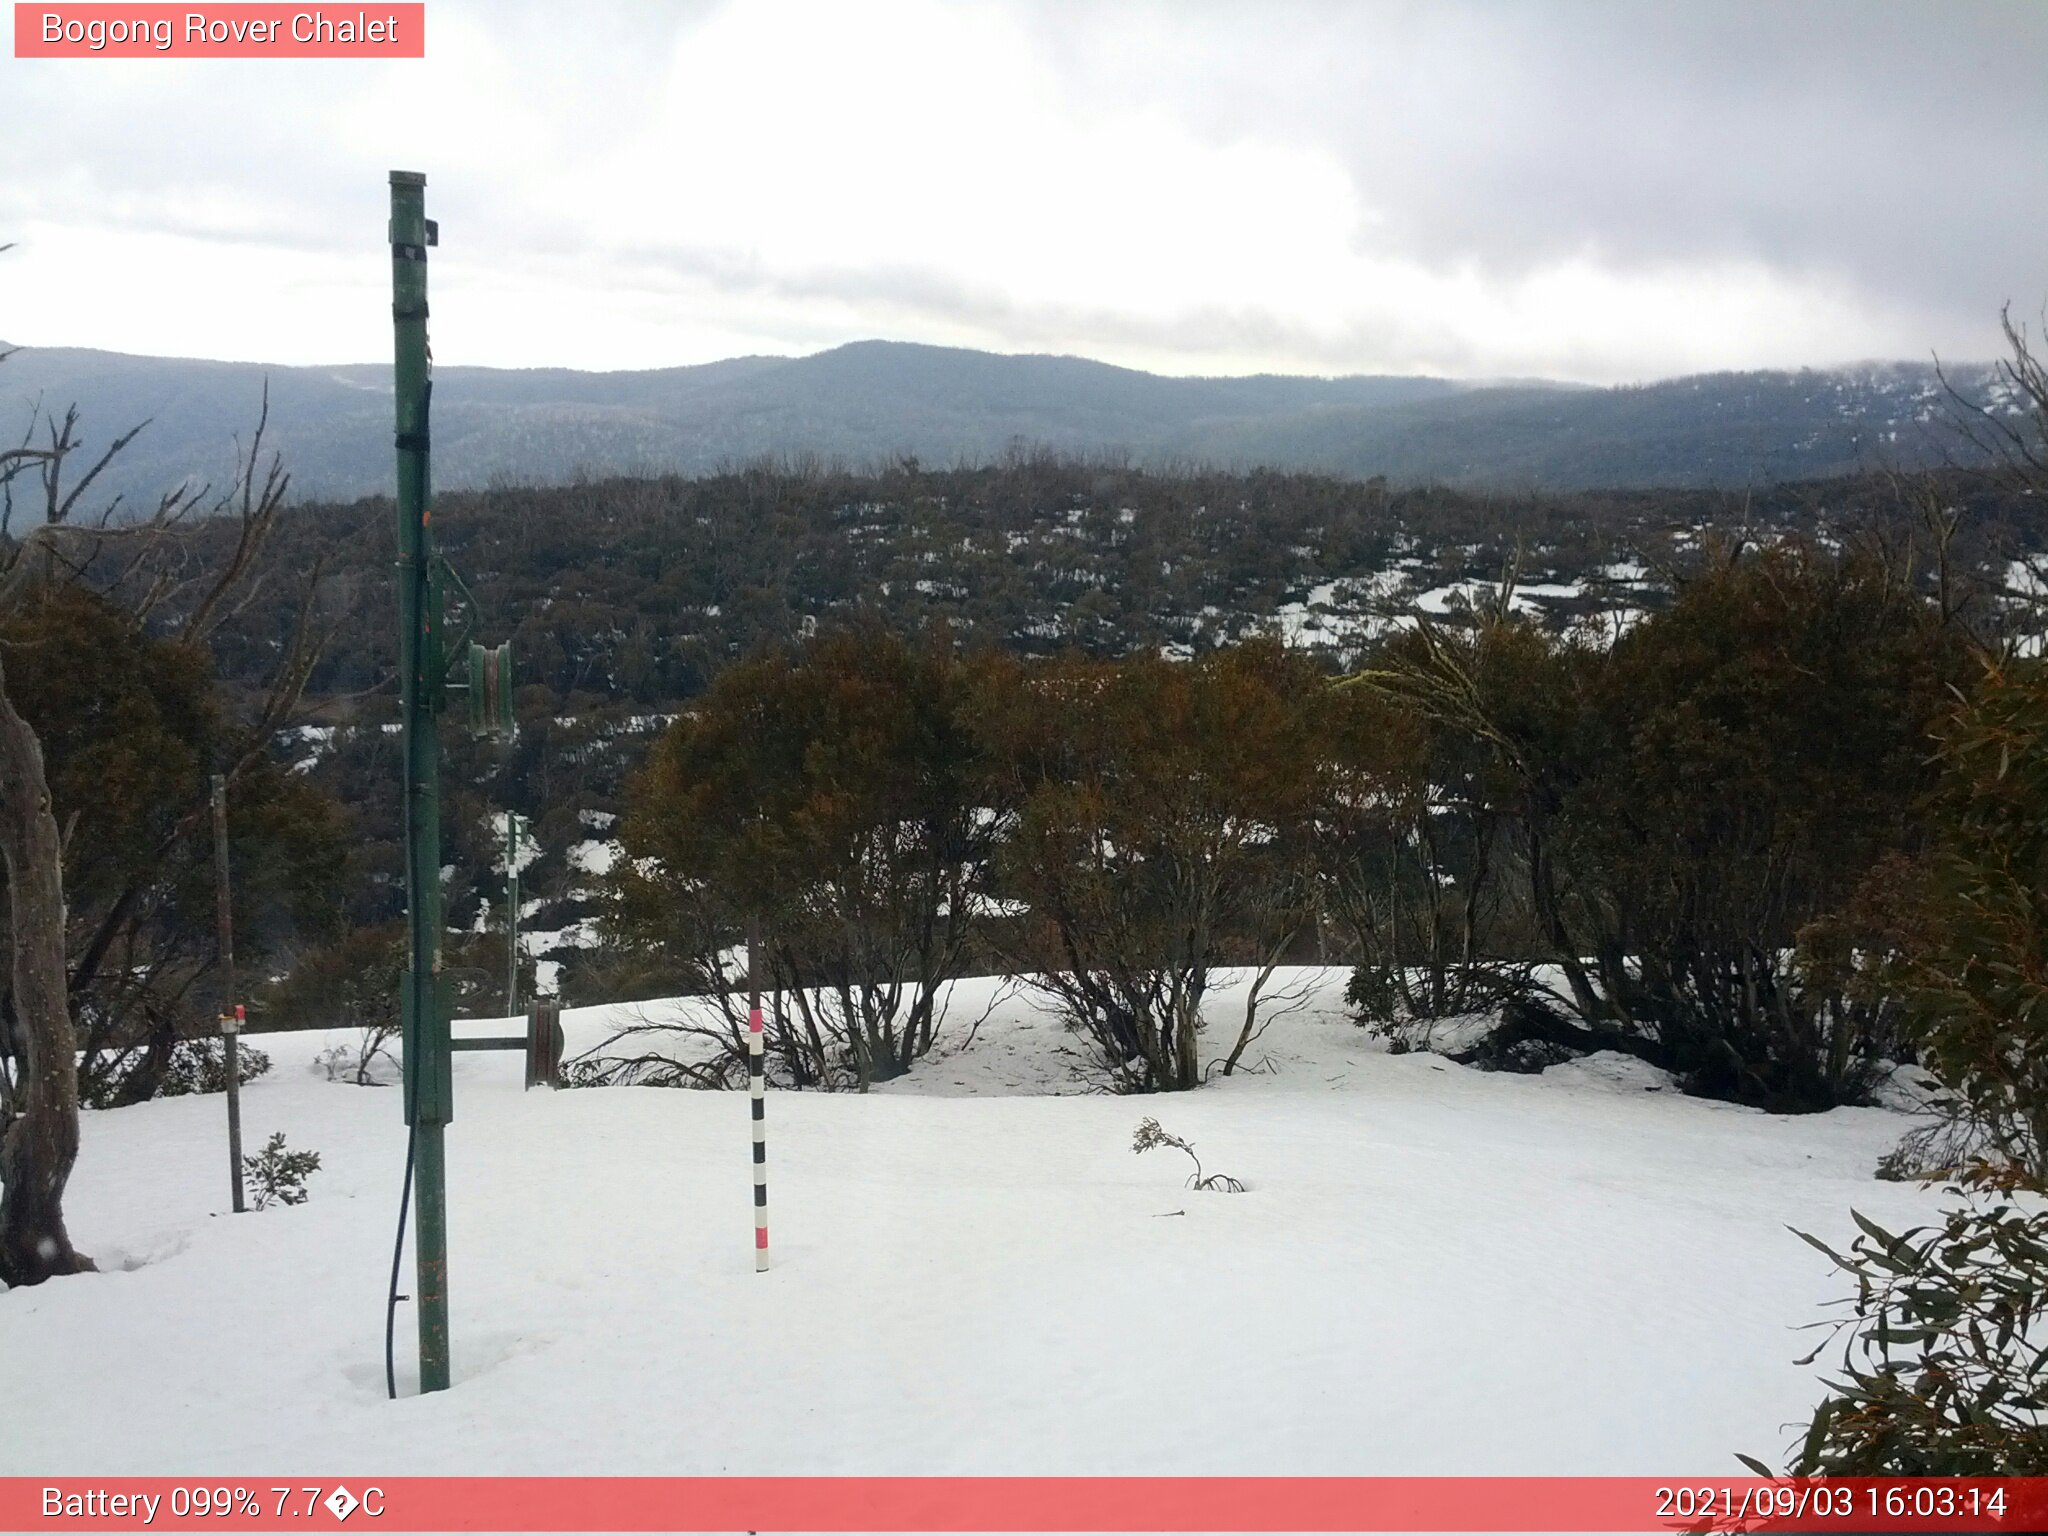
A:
0;0;2037;381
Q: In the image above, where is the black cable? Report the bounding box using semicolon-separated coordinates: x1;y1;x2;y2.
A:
385;482;429;1402
385;1097;420;1400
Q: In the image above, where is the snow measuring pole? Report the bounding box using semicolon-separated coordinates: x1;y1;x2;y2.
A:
748;916;770;1271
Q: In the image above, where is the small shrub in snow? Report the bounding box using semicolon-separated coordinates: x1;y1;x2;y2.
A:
1755;1170;2048;1475
1133;1117;1243;1192
243;1133;321;1210
169;1037;272;1095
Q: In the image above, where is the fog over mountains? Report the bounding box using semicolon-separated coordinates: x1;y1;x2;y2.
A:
0;338;2005;512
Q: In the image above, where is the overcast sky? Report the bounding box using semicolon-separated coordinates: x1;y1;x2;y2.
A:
2;0;2043;383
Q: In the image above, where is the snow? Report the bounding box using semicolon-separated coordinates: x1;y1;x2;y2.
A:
281;725;337;775
1869;1061;1950;1114
491;814;542;878
1415;580;1582;617
566;839;619;877
1381;1010;1500;1058
2;970;1953;1478
1541;1050;1678;1094
2006;557;2048;600
1575;606;1648;644
1271;578;1419;649
521;920;600;958
1415;582;1486;614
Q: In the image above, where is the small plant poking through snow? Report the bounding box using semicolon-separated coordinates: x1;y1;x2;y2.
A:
313;1024;400;1086
243;1133;321;1210
1133;1116;1244;1192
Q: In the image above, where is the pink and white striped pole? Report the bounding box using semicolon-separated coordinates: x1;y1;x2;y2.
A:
747;919;769;1272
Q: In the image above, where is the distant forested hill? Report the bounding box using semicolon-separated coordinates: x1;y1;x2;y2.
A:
180;458;2038;723
0;338;2011;512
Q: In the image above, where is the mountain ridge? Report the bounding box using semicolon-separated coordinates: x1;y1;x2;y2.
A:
0;337;2006;512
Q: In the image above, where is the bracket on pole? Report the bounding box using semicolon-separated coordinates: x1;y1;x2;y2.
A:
467;641;515;737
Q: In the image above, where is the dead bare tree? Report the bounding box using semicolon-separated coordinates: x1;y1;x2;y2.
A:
1936;304;2048;494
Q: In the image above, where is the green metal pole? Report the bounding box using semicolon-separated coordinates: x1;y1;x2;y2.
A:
390;169;451;1395
505;811;520;1014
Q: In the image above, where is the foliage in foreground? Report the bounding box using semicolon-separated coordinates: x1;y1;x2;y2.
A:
1759;1172;2048;1475
1886;657;2048;1182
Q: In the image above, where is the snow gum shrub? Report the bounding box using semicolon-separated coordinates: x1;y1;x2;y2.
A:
80;1037;271;1109
1356;543;1964;1111
0;584;347;1111
264;924;404;1034
263;924;405;1084
609;626;997;1091
975;641;1324;1092
242;1132;320;1211
1322;636;1536;1037
1577;544;1966;1109
1754;1169;2048;1475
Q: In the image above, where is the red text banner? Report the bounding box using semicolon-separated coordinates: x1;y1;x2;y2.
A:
14;5;424;58
4;1477;2046;1532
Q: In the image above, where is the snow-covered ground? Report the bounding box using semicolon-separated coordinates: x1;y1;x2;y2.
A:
4;971;1950;1477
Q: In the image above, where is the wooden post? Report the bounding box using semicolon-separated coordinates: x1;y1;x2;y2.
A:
523;998;563;1090
211;774;245;1214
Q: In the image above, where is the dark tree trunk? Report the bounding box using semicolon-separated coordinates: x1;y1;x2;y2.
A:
107;1012;177;1108
0;659;94;1286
